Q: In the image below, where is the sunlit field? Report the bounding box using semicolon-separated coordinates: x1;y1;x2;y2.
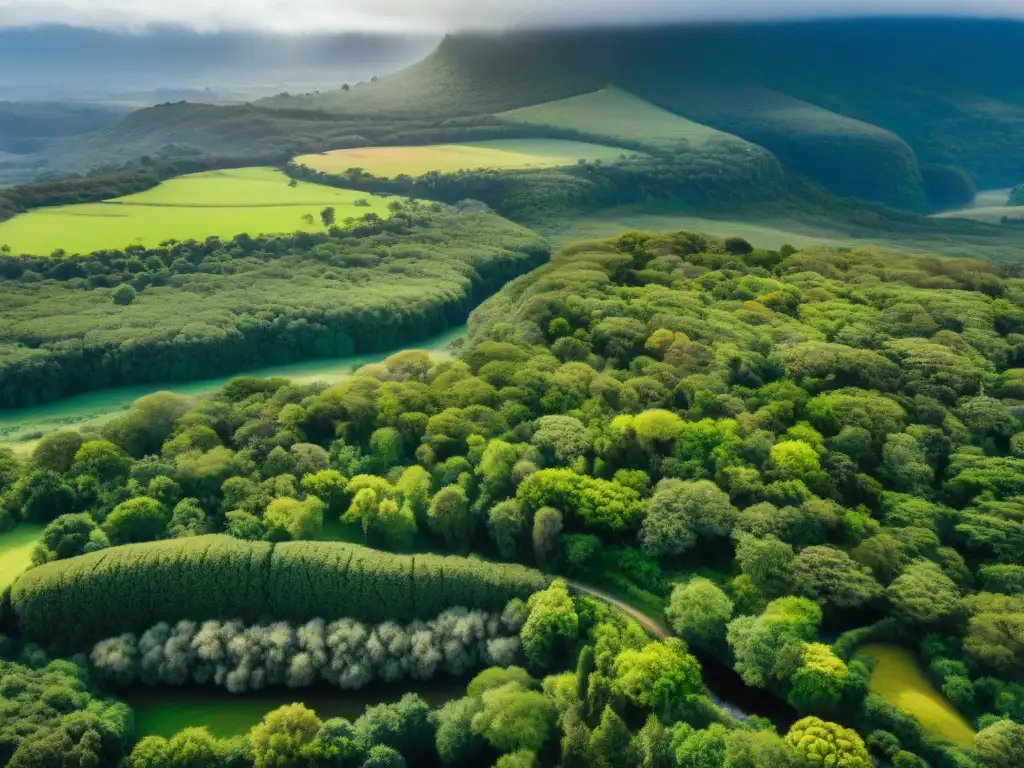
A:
859;643;976;747
294;138;638;178
0;167;398;256
0;525;44;589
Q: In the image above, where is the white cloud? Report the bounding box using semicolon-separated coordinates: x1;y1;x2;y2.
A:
1;0;1022;33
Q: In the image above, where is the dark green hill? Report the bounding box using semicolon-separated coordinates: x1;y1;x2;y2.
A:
264;19;1024;209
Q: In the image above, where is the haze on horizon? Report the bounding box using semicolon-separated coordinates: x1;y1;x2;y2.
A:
1;0;1023;33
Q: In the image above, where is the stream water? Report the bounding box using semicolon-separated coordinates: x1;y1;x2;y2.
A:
0;326;466;453
1;322;796;730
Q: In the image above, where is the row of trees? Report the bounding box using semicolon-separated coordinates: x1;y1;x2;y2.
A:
10;536;546;648
91;607;522;693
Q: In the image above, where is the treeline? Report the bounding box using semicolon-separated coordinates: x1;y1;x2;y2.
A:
0;204;548;407
286;139;786;223
91;608;522;692
9;535;547;648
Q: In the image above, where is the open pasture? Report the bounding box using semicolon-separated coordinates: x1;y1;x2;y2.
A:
499;87;741;150
0;167;397;256
858;643;975;747
294;138;637;178
933;204;1024;225
0;525;43;589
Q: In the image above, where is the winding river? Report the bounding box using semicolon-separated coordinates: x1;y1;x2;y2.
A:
0;326;466;454
0;324;796;731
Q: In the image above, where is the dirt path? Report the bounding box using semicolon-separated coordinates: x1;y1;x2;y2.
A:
564;579;669;638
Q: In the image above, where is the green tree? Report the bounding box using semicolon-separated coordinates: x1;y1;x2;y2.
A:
531;507;563;565
471;682;555;754
640;479;737;557
263;496;325;541
723;730;797;768
320;207;336;227
886;561;960;624
488;500;529;560
167;498;211;538
788;644;848;715
588;706;638;768
71;440;132;484
612;638;703;716
792;546;882;609
103;496;169;544
785;717;870;768
666;578;734;645
428;485;475;551
32;513;108;565
735;535;795;598
974;719;1024;768
31;430;85;473
250;704;322;768
521;580;579;669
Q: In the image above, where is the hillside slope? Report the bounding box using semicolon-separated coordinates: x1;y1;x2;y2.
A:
263;20;1024;208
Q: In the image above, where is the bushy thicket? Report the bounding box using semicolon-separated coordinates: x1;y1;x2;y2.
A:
10;536;546;648
91;607;522;693
0;658;133;766
1010;183;1024;205
0;202;547;406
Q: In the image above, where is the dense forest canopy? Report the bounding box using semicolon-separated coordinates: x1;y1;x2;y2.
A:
0;201;547;407
1;231;1023;767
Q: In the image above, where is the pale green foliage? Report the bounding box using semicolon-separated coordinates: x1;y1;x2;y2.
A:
666;578;734;645
263;496;325;541
785;717;870;768
470;682;556;754
612;638;703;713
521;579;579;668
250;703;322;768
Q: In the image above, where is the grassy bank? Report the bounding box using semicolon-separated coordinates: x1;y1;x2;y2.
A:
858;643;975;747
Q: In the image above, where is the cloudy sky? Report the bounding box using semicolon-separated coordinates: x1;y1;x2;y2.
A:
1;0;1022;33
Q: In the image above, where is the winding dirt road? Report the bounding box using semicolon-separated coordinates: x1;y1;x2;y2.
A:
564;579;669;638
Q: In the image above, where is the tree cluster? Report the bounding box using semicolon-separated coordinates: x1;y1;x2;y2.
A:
91;608;522;693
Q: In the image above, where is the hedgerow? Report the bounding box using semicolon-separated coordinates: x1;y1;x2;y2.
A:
9;535;547;648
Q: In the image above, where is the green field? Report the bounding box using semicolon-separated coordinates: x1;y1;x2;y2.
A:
0;167;398;256
295;138;638;178
124;682;462;739
0;525;43;589
499;87;745;150
859;643;975;747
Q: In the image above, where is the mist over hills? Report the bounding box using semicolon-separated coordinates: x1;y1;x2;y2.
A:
6;18;1024;207
0;26;438;100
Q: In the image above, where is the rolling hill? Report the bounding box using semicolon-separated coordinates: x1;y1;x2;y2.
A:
261;20;1024;209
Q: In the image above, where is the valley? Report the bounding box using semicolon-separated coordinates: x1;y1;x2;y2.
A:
0;16;1022;768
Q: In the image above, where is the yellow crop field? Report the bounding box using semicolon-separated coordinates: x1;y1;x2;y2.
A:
294;138;637;178
859;643;976;747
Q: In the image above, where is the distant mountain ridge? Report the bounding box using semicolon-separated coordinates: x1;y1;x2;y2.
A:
9;19;1024;208
261;19;1024;205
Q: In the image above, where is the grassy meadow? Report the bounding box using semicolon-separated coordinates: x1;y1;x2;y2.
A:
124;681;463;739
0;167;398;256
933;205;1024;224
294;138;638;178
859;643;975;747
0;525;43;589
499;87;746;150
